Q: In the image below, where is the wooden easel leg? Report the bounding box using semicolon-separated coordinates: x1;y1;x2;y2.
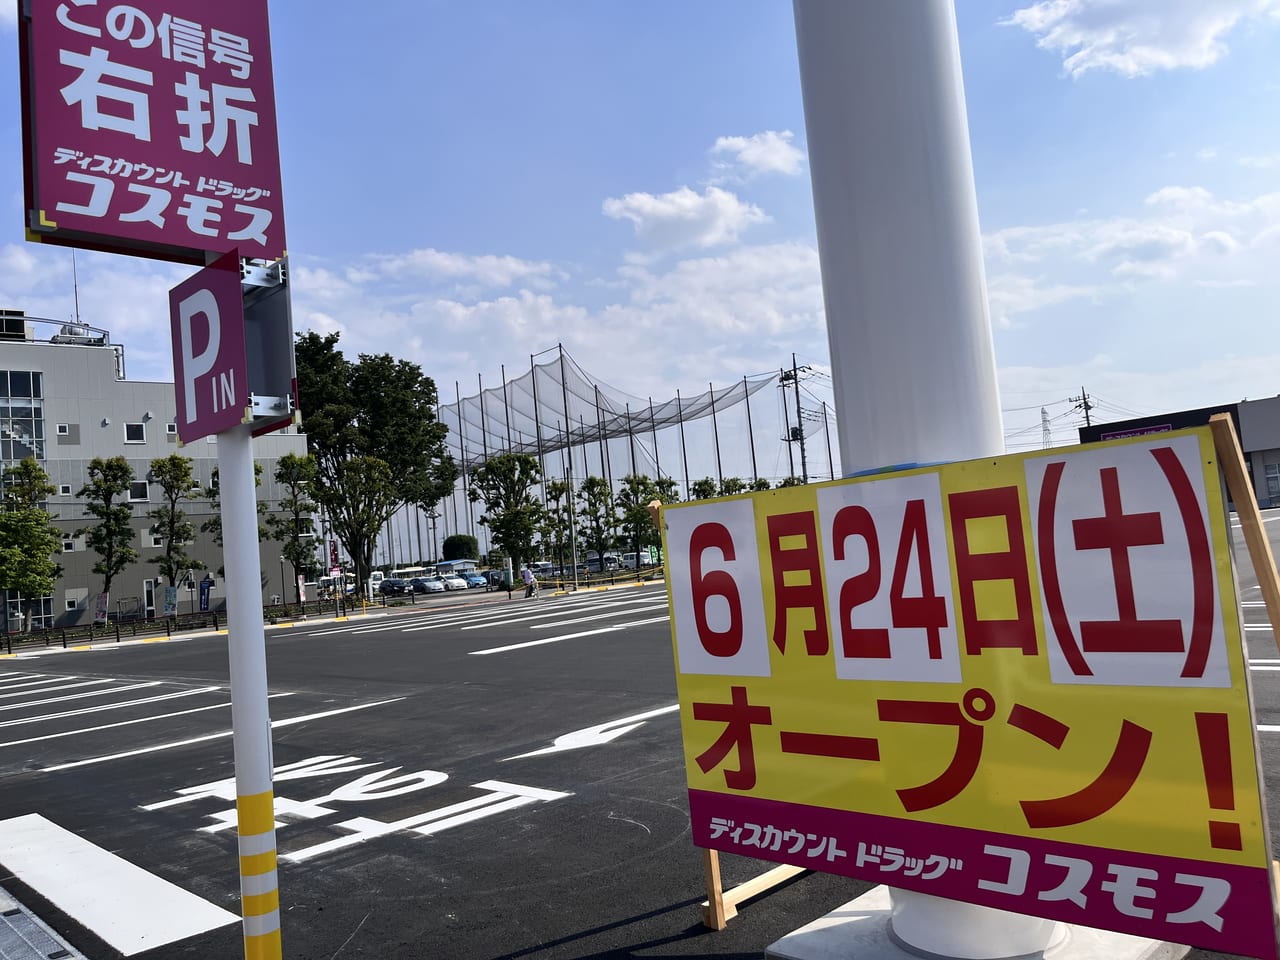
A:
1209;414;1280;655
702;848;730;930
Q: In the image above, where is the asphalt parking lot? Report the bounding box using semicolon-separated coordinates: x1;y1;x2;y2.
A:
1;508;1279;960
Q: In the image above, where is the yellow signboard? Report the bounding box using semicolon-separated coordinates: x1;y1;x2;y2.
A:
661;427;1277;958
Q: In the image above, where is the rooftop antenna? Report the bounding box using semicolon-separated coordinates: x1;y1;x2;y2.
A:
71;250;81;325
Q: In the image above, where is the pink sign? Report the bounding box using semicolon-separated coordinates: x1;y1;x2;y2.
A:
20;1;286;263
169;251;248;443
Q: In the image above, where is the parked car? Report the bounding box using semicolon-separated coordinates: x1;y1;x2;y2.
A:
463;572;487;588
409;576;445;594
440;573;469;591
379;578;410;596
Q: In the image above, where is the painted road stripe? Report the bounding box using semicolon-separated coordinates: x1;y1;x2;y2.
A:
0;813;237;956
458;596;663;631
526;602;668;630
1;693;294;748
0;680;160;712
0;672;47;683
43;698;407;771
0;678;115;699
0;685;221;728
471;615;671;655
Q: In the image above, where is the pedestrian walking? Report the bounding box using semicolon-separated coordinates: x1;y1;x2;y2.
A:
521;564;538;599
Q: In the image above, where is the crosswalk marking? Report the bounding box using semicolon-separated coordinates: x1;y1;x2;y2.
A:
0;814;237;956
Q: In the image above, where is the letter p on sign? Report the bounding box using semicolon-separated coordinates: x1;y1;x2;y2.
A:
168;251;248;444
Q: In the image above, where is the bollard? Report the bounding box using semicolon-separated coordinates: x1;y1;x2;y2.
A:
61;629;67;649
115;623;121;643
165;619;171;638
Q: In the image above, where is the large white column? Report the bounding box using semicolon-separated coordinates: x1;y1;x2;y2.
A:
795;0;1003;477
793;2;1048;957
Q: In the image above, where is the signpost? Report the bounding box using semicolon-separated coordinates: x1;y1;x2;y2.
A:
19;4;293;958
661;427;1279;959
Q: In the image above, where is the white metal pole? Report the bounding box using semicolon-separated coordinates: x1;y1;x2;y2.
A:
793;1;1050;957
216;423;282;960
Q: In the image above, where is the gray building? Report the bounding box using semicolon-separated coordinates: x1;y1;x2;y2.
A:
1079;395;1280;508
1;311;309;629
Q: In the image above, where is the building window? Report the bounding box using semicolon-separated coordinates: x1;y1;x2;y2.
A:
0;369;45;462
8;594;53;631
124;422;146;444
166;422;178;435
151;534;164;548
59;484;72;495
62;538;76;552
56;423;69;435
65;597;79;611
1266;463;1280;503
129;480;149;501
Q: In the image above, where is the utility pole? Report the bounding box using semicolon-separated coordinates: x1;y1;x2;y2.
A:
1041;407;1052;449
779;356;813;483
1070;386;1093;428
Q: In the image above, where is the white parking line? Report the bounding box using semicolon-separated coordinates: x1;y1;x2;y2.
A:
43;698;406;771
2;693;293;749
0;672;47;684
527;602;669;630
0;685;222;729
460;596;664;631
0;813;237;956
471;615;671;655
0;678;115;699
0;680;160;712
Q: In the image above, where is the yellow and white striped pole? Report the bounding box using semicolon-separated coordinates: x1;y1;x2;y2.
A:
218;422;282;959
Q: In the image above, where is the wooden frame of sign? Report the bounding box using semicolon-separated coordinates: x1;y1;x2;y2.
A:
695;415;1280;933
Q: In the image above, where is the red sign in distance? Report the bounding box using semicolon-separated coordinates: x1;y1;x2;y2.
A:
169;251;247;443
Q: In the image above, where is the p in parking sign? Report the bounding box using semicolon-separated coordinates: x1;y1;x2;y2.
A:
168;251;248;444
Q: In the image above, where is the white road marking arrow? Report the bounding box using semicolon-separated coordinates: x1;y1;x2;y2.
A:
502;704;679;761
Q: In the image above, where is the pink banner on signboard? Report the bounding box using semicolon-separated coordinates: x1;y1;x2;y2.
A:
21;1;286;263
169;251;247;443
690;790;1278;959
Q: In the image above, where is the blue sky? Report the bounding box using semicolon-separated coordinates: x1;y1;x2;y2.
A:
2;0;1279;473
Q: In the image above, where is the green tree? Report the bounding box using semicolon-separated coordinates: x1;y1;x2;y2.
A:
650;475;680;565
468;453;543;570
441;534;478;561
537;478;574;575
615;474;659;576
146;454;205;588
266;453;317;604
575;476;617;572
0;458;61;631
325;456;400;593
201;462;267;552
689;477;719;500
76;456;138;600
295;332;458;595
777;475;806;488
718;477;749;496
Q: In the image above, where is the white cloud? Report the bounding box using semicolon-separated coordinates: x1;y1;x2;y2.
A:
1004;0;1280;77
711;130;805;177
602;186;769;250
0;5;14;29
365;248;558;288
1239;153;1280;168
986;274;1098;328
